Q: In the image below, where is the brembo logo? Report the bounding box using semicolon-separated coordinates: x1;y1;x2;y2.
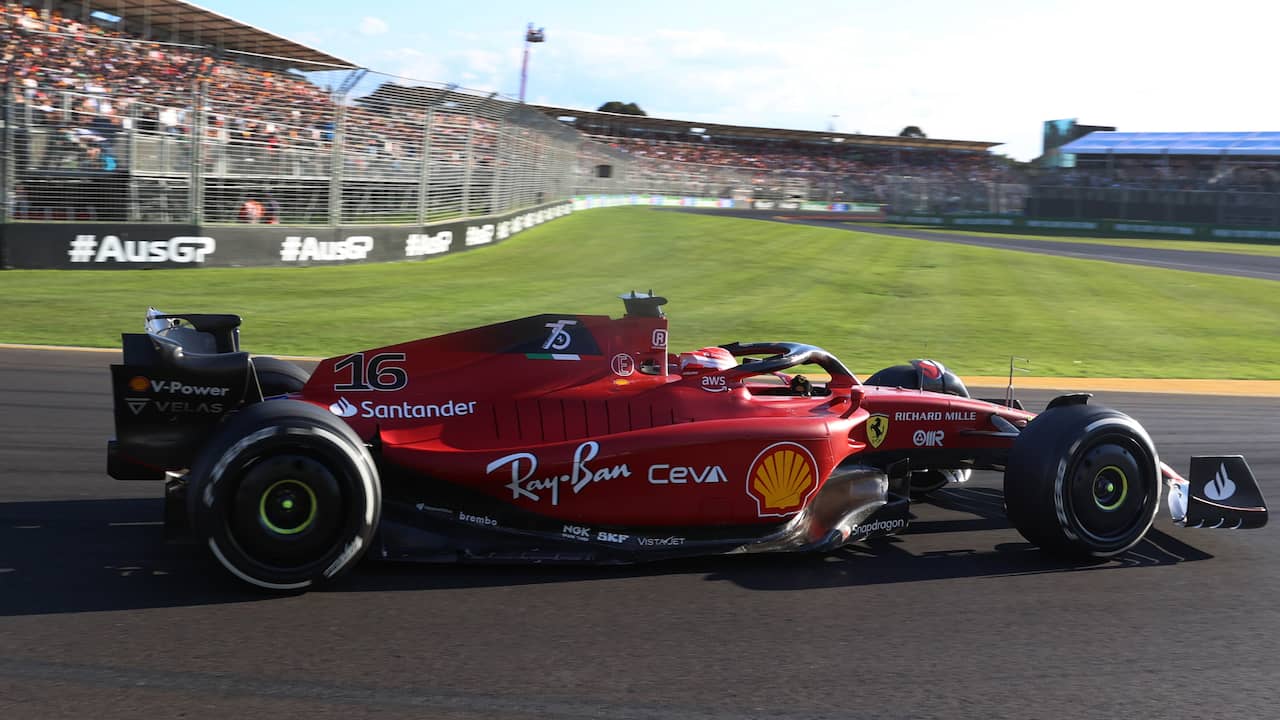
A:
280;236;374;262
1205;464;1237;501
68;235;215;263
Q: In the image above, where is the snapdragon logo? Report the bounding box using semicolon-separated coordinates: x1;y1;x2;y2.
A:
280;236;374;262
850;518;907;536
68;235;215;264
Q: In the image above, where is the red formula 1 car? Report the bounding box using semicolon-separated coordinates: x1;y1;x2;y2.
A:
107;293;1268;590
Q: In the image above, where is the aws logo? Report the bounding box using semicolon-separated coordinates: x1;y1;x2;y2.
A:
746;442;819;517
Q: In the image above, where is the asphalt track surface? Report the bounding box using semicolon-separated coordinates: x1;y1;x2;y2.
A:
666;207;1280;281
3;347;1279;719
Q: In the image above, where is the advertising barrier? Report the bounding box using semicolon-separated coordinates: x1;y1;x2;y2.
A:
1;202;573;269
882;214;1280;242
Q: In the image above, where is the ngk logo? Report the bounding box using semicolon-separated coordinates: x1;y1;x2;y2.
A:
280;236;374;262
913;430;945;447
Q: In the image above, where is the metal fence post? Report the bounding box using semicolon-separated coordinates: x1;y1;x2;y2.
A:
461;100;478;217
190;80;205;225
126;102;140;221
329;103;346;226
416;105;434;225
0;81;10;225
491;117;506;215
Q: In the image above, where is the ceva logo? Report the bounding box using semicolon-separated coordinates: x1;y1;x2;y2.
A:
329;397;358;418
1205;463;1236;501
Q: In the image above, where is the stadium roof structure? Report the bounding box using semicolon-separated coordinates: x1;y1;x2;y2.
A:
533;104;1002;153
1061;131;1280;157
78;0;355;68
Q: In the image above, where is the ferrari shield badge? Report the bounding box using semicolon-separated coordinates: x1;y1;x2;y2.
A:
866;414;889;448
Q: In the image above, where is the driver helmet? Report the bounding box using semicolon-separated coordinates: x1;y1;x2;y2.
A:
678;346;736;375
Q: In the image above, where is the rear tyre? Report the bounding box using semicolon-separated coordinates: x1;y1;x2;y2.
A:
188;400;380;591
252;356;311;397
1003;404;1159;558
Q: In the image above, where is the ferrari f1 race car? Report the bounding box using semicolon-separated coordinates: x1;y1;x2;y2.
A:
107;293;1268;591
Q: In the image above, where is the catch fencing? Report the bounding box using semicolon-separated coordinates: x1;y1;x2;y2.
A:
0;35;613;227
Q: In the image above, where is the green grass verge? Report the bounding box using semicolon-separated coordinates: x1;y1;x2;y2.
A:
2;207;1278;378
876;225;1280;257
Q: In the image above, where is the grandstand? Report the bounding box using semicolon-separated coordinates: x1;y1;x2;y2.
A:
1030;131;1280;226
0;0;588;225
0;0;1031;238
537;104;1027;213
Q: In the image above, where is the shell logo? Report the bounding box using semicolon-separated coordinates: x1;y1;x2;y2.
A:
746;442;819;517
128;376;150;393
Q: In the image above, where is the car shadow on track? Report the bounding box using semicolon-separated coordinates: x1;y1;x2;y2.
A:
0;488;1214;614
0;498;265;616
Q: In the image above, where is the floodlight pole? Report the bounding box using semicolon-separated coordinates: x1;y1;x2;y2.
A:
519;23;545;103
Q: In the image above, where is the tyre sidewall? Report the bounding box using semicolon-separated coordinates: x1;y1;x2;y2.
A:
189;401;379;590
252;356;311;397
1005;405;1160;558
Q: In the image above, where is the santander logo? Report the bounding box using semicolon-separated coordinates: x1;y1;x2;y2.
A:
1205;463;1236;502
329;397;358;418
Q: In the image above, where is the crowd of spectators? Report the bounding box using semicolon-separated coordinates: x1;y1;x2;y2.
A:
0;1;509;179
585;133;1022;208
0;0;1025;219
1037;159;1280;194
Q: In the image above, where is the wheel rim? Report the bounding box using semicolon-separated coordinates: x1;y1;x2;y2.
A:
258;479;318;535
1067;437;1150;544
228;453;345;567
1091;465;1129;512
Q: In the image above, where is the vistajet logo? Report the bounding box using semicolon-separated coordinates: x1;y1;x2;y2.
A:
280;236;374;262
68;235;215;263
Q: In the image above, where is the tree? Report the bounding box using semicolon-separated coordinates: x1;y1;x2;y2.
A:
598;101;646;116
899;125;926;138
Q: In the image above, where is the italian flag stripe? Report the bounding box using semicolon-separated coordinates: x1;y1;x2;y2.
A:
526;353;580;361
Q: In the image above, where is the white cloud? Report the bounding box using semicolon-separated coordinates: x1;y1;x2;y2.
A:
358;16;389;37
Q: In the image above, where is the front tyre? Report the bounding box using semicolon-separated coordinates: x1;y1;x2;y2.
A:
1003;404;1160;558
188;400;380;591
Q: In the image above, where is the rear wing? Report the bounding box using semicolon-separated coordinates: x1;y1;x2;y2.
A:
107;310;255;479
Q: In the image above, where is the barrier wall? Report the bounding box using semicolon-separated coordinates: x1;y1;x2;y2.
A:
0;202;572;269
882;214;1280;242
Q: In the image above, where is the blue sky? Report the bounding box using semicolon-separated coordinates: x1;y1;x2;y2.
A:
200;0;1278;161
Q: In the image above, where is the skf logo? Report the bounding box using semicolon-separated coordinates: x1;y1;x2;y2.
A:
913;429;945;447
746;442;819;517
866;414;889;448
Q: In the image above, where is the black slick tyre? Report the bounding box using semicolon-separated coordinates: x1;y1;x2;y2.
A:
252;356;311;397
188;400;380;591
1003;403;1160;559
